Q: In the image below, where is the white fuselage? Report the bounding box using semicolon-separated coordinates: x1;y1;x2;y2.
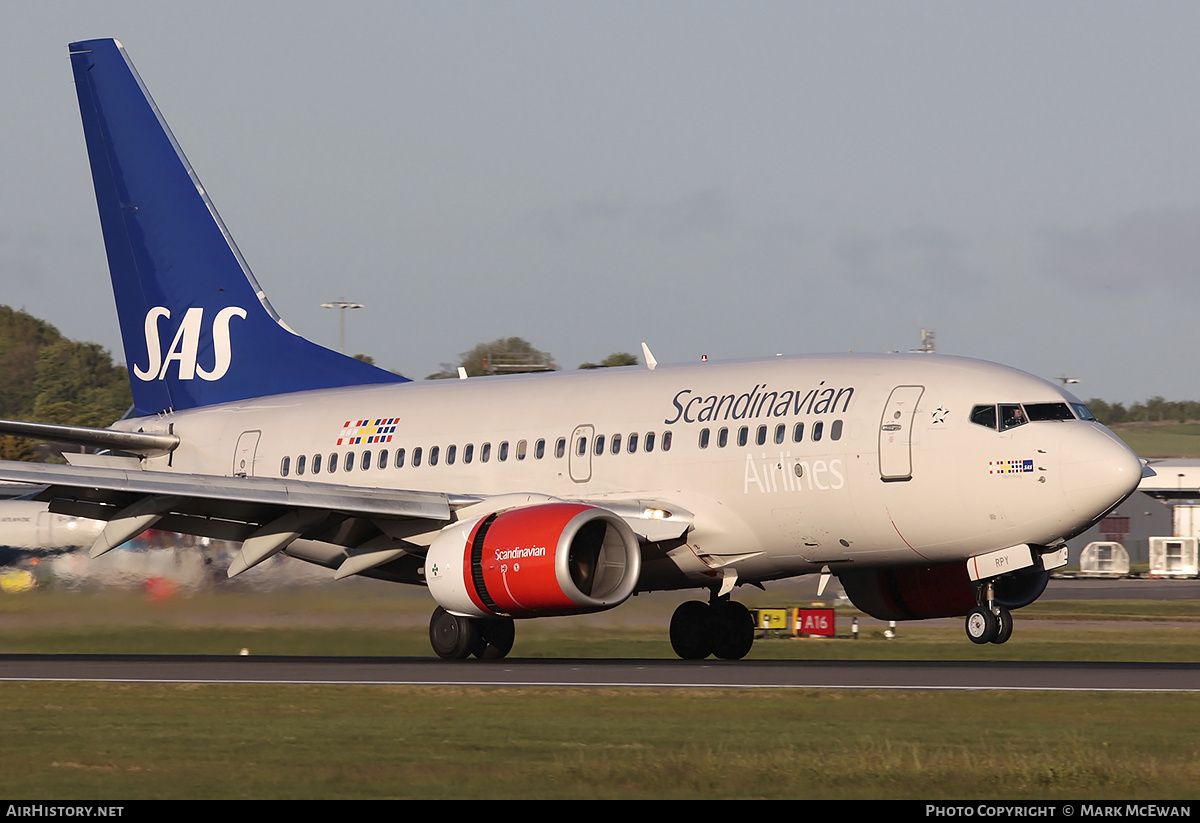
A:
112;352;1142;592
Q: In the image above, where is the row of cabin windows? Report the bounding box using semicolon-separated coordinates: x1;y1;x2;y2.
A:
278;420;843;478
581;430;672;457
280;437;549;477
698;419;843;449
278;429;675;477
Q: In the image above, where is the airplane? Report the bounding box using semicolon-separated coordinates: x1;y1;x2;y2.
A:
0;38;1147;660
0;499;104;566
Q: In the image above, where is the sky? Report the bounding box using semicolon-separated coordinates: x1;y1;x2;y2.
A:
3;1;1200;403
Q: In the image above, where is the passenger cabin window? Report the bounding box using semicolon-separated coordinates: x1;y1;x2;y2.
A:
394;449;404;469
447;445;457;465
312;453;322;474
536;439;546;459
280;456;290;477
830;420;843;441
296;455;306;476
718;427;728;448
555;438;566;459
412;447;423;467
430;446;440;466
609;435;620;455
812;421;823;442
645;432;656;452
464;444;473;464
662;431;672;451
344;452;355;472
516;440;527;461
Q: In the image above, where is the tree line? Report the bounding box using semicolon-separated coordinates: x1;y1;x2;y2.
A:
1083;397;1200;426
425;337;637;379
0;307;131;460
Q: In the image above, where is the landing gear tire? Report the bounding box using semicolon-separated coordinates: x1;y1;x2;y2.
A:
710;600;755;660
965;607;998;645
429;606;484;659
990;605;1013;645
475;617;516;659
669;601;713;660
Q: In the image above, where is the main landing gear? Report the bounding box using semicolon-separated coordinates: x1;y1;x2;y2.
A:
669;596;755;660
964;580;1014;645
429;606;516;660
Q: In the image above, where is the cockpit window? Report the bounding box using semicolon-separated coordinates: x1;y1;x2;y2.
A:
1071;403;1096;421
1024;402;1075;422
974;401;1084;431
970;404;997;430
999;404;1026;430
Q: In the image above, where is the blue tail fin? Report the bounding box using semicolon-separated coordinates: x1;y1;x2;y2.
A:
68;39;407;417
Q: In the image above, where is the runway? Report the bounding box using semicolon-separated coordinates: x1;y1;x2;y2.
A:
1;654;1198;691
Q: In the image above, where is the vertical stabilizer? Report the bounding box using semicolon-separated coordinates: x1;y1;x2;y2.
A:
68;39;407;416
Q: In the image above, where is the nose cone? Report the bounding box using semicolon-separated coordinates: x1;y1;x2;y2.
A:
1059;425;1143;519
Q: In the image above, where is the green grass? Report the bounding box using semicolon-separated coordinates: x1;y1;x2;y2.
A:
0;683;1197;799
2;587;1199;660
1111;422;1200;457
2;585;1199;798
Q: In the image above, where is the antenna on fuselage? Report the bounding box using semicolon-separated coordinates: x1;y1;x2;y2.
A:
910;329;936;354
641;342;657;371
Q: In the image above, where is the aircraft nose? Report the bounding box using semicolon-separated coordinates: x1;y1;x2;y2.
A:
1059;425;1143;518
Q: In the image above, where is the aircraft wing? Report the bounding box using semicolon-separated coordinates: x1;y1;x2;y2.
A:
0;461;692;582
0;460;457;578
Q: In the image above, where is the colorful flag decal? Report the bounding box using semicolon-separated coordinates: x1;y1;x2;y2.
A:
989;459;1034;474
337;417;400;446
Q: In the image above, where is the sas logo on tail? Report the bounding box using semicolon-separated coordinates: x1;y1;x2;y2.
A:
134;306;247;382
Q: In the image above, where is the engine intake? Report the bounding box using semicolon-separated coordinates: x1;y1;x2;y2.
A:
426;503;641;618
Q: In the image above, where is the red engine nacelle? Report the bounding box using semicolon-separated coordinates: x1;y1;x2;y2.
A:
838;562;1049;621
425;503;641;618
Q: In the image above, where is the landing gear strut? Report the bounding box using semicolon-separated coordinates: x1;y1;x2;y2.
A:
429;606;515;660
669;596;755;660
964;581;1013;645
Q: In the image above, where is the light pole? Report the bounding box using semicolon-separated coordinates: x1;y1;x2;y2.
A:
320;300;363;354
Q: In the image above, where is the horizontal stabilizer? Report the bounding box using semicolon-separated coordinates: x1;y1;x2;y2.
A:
0;419;178;457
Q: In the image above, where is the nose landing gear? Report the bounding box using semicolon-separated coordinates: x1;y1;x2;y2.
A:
964;580;1014;645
